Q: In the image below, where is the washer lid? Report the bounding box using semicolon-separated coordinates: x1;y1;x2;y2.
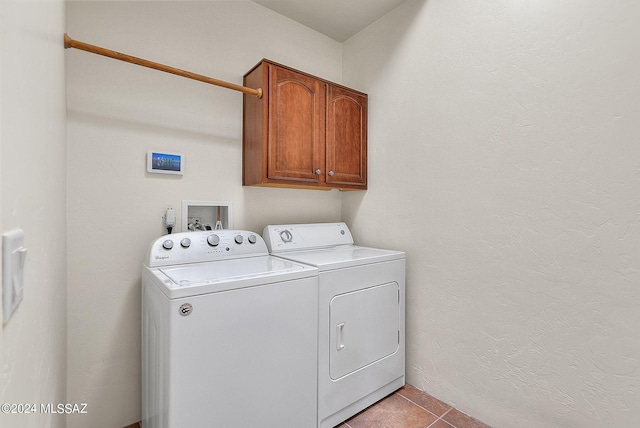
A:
274;245;404;271
150;255;317;299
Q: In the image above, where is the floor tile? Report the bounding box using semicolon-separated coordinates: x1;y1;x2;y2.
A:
441;408;492;428
345;393;439;428
428;420;456;428
134;384;493;428
397;384;452;417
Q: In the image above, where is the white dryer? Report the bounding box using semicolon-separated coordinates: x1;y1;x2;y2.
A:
142;230;319;428
263;222;405;428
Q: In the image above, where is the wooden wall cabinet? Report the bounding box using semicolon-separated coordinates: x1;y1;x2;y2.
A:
243;59;367;191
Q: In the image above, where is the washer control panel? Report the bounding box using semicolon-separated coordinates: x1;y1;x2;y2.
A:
263;222;354;253
145;230;267;267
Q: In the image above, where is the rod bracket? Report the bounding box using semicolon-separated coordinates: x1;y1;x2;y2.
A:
64;33;72;49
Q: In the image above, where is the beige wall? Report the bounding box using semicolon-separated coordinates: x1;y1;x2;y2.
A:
66;2;343;427
342;1;640;427
0;1;68;427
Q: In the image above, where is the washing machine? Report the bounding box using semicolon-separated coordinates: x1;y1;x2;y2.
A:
263;222;405;428
142;230;319;428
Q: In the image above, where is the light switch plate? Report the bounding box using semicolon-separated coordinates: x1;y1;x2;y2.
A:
3;229;27;324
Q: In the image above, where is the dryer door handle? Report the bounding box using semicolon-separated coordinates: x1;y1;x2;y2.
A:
336;323;345;351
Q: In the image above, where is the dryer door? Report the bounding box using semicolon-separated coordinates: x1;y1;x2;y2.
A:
329;281;399;379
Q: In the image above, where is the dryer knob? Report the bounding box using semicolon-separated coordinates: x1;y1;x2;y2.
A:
235;234;244;244
180;238;191;248
207;234;220;247
248;234;257;244
279;230;293;243
162;239;174;250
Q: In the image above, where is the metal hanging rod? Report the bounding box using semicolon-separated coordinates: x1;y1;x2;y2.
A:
64;34;263;99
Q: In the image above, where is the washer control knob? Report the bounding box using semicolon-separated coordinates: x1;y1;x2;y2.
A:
162;239;174;250
235;234;244;244
180;238;191;248
248;234;257;244
207;234;220;247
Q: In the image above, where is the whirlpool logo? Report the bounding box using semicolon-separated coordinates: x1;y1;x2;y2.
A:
179;303;193;316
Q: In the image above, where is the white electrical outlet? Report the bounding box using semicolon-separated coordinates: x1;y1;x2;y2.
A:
3;229;27;324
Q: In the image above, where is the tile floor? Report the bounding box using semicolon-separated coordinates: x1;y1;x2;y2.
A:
127;384;491;428
337;384;491;428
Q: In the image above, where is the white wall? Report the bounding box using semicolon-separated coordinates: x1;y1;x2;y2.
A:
0;1;68;427
66;2;343;427
342;1;640;427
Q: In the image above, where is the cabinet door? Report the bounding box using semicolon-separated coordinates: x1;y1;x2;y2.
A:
267;65;326;184
326;86;367;188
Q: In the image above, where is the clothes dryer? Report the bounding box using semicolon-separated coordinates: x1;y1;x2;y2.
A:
263;222;405;428
142;230;318;428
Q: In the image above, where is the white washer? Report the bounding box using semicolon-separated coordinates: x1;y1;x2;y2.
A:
263;222;405;428
142;230;318;428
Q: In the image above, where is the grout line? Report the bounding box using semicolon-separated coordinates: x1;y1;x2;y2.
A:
396;392;440;420
424;407;456;428
440;408;457;428
395;393;455;428
441;407;453;418
396;388;454;418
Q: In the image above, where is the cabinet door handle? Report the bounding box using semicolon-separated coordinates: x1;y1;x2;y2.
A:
328;170;335;176
315;169;322;175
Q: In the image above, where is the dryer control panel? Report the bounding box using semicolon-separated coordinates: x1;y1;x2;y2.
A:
263;223;354;253
145;230;267;267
